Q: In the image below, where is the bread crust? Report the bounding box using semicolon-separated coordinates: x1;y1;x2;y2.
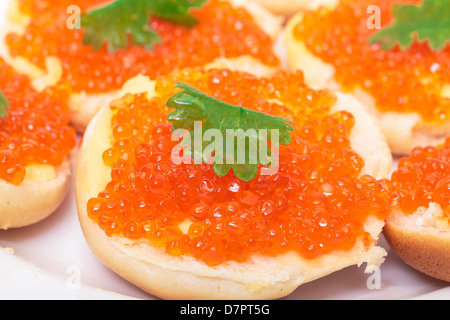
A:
1;0;283;133
383;204;450;282
284;10;450;156
384;219;450;282
75;74;392;300
0;156;72;229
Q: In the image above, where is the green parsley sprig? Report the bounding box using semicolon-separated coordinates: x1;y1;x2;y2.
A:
368;0;450;51
81;0;207;53
0;89;10;119
166;82;294;181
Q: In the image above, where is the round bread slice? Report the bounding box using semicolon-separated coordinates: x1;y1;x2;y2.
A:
384;203;450;282
0;158;72;229
0;52;75;230
383;139;450;282
0;0;283;133
75;73;392;300
284;4;450;156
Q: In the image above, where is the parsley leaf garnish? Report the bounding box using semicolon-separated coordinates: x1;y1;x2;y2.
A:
81;0;207;53
0;89;10;119
166;83;294;181
368;0;450;51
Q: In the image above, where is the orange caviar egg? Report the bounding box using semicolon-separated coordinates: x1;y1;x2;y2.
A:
293;0;450;123
0;58;76;185
391;138;450;218
7;0;278;94
87;68;396;266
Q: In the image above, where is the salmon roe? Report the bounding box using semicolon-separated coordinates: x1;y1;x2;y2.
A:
0;58;76;185
87;69;397;266
391;138;450;219
294;0;450;123
6;0;279;94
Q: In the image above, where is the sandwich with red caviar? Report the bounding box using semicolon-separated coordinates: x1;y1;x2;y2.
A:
284;0;450;155
1;0;282;132
384;138;450;282
75;68;395;299
0;58;75;229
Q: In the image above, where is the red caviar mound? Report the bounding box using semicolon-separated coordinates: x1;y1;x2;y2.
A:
293;0;450;123
6;0;279;94
87;69;396;266
0;58;76;185
391;137;450;219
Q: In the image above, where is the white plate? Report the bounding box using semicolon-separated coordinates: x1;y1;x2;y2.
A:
0;0;448;300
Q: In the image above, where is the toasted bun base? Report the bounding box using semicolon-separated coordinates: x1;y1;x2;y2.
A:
284;10;450;156
1;0;283;133
0;156;72;229
384;204;450;282
75;74;392;299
